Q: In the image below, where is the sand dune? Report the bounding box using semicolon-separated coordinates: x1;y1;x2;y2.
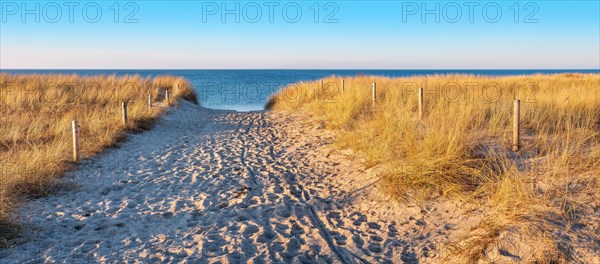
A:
1;101;484;263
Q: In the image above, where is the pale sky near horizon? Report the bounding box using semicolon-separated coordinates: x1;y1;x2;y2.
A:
1;1;599;69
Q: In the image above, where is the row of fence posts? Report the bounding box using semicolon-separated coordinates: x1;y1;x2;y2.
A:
71;81;522;161
71;88;173;162
334;80;522;152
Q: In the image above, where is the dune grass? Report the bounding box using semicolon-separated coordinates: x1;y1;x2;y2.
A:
267;73;600;262
0;73;197;242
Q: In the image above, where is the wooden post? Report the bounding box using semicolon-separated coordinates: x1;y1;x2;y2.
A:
165;90;170;106
320;80;324;102
372;82;376;107
122;101;128;125
418;87;424;119
341;79;345;95
147;93;152;110
513;100;521;151
72;120;80;162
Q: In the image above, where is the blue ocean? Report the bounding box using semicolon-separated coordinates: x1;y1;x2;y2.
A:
2;69;598;111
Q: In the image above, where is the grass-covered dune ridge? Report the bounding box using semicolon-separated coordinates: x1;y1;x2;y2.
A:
267;73;600;262
0;74;197;235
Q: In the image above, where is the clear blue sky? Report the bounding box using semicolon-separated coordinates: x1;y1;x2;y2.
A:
1;1;599;69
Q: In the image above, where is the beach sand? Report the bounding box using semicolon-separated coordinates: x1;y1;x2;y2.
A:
0;101;485;263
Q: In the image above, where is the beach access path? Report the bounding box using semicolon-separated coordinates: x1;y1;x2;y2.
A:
1;101;469;263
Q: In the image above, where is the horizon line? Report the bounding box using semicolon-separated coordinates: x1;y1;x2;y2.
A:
2;68;599;71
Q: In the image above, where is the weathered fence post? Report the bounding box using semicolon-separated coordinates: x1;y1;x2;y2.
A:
372;82;376;107
341;79;345;95
72;120;80;162
418;87;424;119
122;102;128;125
513;100;521;151
165;89;170;106
147;93;152;110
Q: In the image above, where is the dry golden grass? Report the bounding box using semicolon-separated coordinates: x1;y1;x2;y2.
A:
0;74;197;240
267;73;600;262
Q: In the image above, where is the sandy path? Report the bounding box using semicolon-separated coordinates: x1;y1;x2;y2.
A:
0;102;461;263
